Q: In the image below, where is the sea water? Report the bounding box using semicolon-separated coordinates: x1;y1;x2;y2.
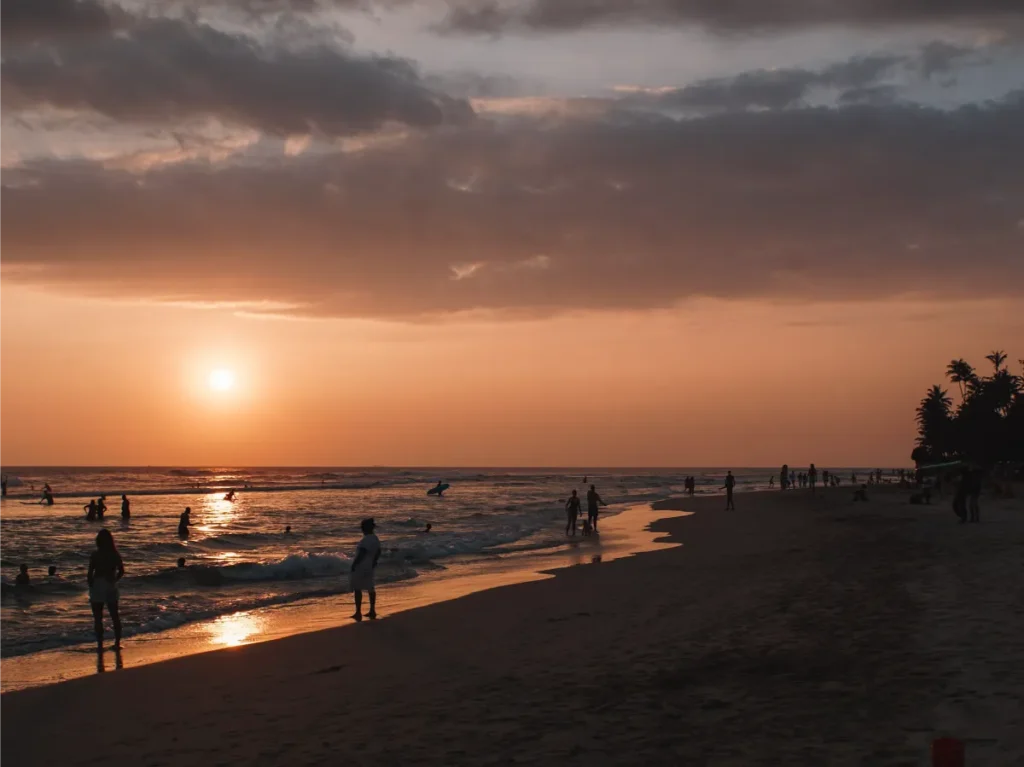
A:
0;466;827;658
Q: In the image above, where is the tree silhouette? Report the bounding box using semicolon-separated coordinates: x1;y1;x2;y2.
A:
915;351;1022;466
945;358;976;401
986;350;1007;372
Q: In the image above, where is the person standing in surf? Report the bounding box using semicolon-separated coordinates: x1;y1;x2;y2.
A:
723;471;736;510
565;490;582;536
120;494;130;520
350;518;381;621
586;485;607;533
178;507;192;538
88;529;124;650
808;464;818;494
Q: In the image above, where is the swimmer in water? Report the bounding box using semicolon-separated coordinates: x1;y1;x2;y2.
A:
85;499;98;521
284;525;292;534
178;507;192;538
97;495;108;519
419;522;432;534
224;490;236;502
15;564;31;586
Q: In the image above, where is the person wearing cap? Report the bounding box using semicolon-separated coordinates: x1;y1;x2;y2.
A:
350;518;381;621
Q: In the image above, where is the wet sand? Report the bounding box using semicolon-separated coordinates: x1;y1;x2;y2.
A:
3;486;1023;765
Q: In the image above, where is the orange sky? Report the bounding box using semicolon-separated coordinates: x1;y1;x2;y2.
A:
3;282;1020;466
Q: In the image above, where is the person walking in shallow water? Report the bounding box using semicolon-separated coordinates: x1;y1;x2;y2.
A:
723;471;736;510
88;529;124;649
586;485;607;533
350;518;381;621
565;490;581;536
178;507;192;538
120;494;130;521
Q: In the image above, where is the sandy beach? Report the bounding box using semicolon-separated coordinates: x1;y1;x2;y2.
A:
4;486;1023;765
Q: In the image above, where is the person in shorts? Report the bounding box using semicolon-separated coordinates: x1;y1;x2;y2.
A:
88;529;125;649
350;518;381;621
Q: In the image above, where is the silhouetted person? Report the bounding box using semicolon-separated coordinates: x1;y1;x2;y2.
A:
177;557;186;568
285;525;292;534
85;499;98;521
350;518;381;621
431;481;446;497
808;464;817;494
822;469;829;487
565;490;581;536
723;471;736;510
88;529;124;649
419;523;432;534
1;475;7;497
780;464;789;491
967;467;982;523
178;507;192;538
586;485;607;532
15;564;30;586
769;475;774;488
48;565;57;577
790;471;796;488
120;494;130;520
41;485;54;505
97;495;107;520
224;490;236;501
851;472;857;485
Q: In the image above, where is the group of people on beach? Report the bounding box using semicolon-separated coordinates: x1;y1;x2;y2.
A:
84;495;131;521
565;485;607;536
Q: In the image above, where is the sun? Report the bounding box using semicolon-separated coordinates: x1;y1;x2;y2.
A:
208;368;236;392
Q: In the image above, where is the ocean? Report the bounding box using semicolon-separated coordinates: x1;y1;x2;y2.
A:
0;466;853;659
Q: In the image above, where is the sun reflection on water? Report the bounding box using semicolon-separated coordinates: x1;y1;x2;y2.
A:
209;611;264;647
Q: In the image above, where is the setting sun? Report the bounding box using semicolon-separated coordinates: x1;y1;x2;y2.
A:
208;368;235;392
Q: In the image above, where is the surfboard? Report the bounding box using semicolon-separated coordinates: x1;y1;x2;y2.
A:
426;483;450;496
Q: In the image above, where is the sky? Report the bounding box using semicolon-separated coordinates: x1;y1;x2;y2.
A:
2;0;1023;467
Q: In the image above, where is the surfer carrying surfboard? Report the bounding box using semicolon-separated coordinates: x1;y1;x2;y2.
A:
428;481;449;497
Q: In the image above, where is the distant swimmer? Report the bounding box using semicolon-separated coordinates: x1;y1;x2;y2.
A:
177;557;186;568
15;564;30;586
285;525;292;534
586;485;607;533
419;522;433;534
178;507;192;538
48;566;57;577
224;490;236;502
769;475;775;488
97;495;108;520
85;499;99;521
121;494;130;520
565;490;581;536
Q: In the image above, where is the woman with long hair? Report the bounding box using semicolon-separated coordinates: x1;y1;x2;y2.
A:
87;529;125;649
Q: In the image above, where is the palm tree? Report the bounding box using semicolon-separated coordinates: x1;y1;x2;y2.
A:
946;358;975;400
985;350;1007;372
915;385;952;462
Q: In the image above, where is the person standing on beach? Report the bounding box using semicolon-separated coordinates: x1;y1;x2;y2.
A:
780;464;789;490
808;464;817;494
350;518;381;621
586;485;607;533
769;475;774;488
723;471;736;510
565;490;581;536
88;529;124;649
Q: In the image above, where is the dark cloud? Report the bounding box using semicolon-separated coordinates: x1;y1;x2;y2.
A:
4;93;1022;320
0;0;125;44
632;55;901;112
441;0;1024;35
1;16;474;136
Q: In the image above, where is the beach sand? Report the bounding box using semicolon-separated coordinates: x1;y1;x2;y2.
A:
3;486;1022;765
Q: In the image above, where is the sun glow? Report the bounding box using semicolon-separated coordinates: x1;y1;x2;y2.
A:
208;368;235;392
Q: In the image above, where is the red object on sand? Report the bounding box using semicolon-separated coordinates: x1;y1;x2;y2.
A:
932;738;965;767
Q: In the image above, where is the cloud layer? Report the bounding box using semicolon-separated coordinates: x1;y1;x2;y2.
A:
4;93;1022;319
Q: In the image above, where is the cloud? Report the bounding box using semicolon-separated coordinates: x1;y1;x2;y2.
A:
3;94;1023;320
1;15;474;137
0;0;125;44
441;0;1024;35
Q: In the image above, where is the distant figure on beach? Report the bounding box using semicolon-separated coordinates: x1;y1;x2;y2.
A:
88;529;124;649
15;564;31;586
780;464;789;491
430;481;447;497
48;565;57;577
565;490;581;536
41;483;54;505
822;469;829;487
586;485;607;532
685;476;696;496
97;496;107;519
790;471;796;489
851;472;857;485
85;499;98;521
120;494;130;520
178;507;192;538
582;476;587;484
1;475;7;498
350;518;381;622
224;490;236;502
808;464;817;494
769;475;774;488
723;471;736;510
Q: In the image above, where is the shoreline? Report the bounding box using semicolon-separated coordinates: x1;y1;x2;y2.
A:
4;485;1022;765
1;501;688;692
